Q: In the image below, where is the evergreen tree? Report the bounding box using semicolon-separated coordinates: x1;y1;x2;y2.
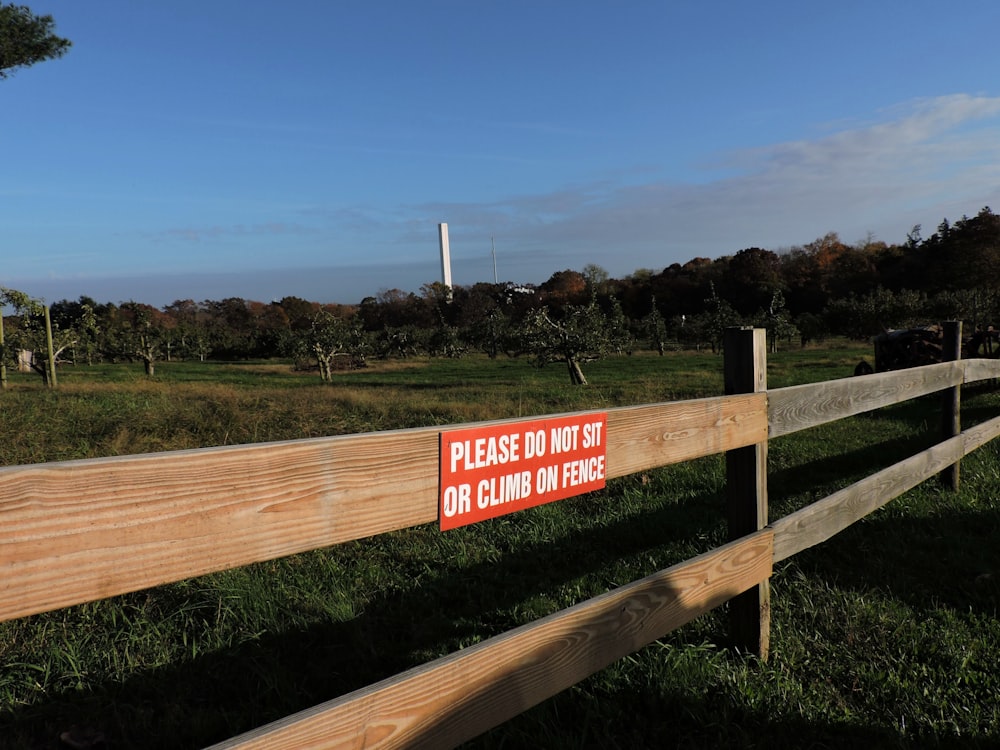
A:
0;3;71;78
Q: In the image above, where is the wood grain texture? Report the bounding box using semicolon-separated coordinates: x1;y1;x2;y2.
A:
962;357;1000;384
207;529;774;750
957;413;1000;455
0;430;440;622
769;416;1000;563
768;361;964;438
605;393;767;478
5;351;1000;749
1;396;766;623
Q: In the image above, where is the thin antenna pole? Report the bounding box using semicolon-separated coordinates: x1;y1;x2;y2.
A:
491;234;498;284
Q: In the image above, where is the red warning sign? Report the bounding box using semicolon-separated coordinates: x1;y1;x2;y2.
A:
439;412;607;530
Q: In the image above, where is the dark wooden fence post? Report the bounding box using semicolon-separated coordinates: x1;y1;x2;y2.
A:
941;320;962;490
723;326;770;659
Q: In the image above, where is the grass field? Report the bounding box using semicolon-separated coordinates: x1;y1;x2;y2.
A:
1;341;999;749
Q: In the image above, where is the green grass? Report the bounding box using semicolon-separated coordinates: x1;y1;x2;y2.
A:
2;342;999;748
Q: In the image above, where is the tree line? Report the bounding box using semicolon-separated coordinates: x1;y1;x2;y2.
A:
3;206;1000;386
5;10;999;384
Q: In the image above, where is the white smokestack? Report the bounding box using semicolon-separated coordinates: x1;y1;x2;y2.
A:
438;222;453;290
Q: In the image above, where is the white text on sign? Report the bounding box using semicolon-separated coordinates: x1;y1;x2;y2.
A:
439;414;608;530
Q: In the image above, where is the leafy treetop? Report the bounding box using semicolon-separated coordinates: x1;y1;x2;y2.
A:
0;286;43;314
0;3;71;79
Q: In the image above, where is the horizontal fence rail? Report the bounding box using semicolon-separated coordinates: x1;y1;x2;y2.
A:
770;413;1000;562
208;530;774;750
768;356;1000;439
3;337;1000;749
768;360;964;437
0;394;766;623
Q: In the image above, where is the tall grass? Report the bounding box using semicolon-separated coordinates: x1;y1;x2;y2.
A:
1;342;998;748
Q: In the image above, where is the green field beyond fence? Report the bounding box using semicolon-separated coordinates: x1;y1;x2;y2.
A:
1;336;999;749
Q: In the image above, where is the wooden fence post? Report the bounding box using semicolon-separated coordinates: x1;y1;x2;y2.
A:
723;326;770;659
0;307;7;389
941;320;962;490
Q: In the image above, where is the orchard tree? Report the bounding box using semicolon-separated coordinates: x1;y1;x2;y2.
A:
641;295;668;355
695;282;741;353
794;312;826;347
450;282;507;358
825;287;925;340
517;295;632;385
0;288;35;387
299;310;367;382
469;307;509;359
0;288;30;387
929;288;1000;334
753;291;799;353
50;297;103;364
163;299;213;360
0;3;71;79
118;302;166;376
0;286;72;386
428;311;466;358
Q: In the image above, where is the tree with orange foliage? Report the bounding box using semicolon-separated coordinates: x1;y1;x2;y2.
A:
539;269;588;308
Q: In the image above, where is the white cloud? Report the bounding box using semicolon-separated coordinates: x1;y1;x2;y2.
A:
13;95;1000;306
406;94;1000;273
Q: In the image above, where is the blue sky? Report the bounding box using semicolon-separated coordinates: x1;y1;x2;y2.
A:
3;1;1000;307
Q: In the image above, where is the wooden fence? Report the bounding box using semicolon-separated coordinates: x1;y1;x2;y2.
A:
3;326;1000;748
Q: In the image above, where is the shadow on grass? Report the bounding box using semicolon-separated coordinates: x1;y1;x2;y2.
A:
786;503;1000;617
768;429;939;517
466;507;1000;749
0;480;729;750
469;686;986;750
767;394;1000;615
5;408;999;749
